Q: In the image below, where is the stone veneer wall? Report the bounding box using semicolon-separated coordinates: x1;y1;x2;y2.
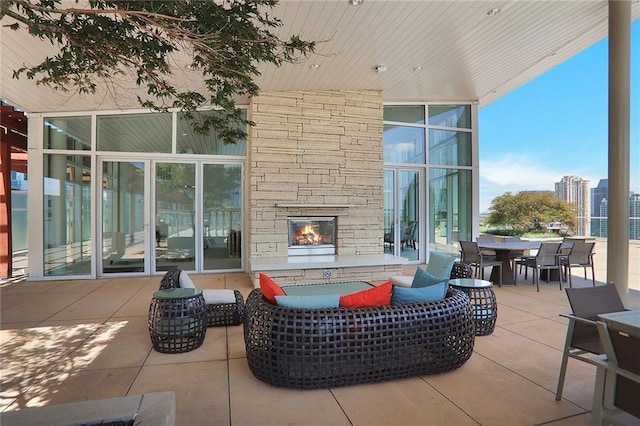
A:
248;90;384;259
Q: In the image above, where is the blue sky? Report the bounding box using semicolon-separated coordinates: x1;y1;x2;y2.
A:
478;20;639;213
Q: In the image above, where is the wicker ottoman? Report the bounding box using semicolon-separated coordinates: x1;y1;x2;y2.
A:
448;278;497;336
159;268;245;327
148;288;207;353
204;290;245;327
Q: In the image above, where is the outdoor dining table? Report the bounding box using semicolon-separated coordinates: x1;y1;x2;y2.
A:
476;241;571;286
476;241;540;285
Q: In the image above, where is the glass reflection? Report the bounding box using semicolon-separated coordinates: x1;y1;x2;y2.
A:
429;129;471;166
102;161;146;274
202;164;242;270
44;154;92;275
383;105;425;124
383;124;425;164
177;110;247;155
97;113;172;153
428;105;471;129
44;116;91;150
429;168;472;251
155;163;196;271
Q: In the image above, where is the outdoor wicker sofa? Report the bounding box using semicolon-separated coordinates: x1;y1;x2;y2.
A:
243;287;475;389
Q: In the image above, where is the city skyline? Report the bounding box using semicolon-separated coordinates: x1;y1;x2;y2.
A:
478;20;639;213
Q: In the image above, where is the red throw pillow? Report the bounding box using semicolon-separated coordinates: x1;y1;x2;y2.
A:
259;273;285;304
339;281;392;308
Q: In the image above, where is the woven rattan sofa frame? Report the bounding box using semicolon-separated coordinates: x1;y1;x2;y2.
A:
159;268;245;327
243;287;475;389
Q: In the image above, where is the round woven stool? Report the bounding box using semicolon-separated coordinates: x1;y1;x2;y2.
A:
448;278;497;336
148;288;207;353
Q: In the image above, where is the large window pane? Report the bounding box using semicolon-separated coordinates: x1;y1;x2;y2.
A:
97;113;172;153
102;161;146;274
44;154;92;276
44;116;91;150
429;168;472;251
429;129;471;166
399;170;420;262
202;164;242;270
177;110;247;155
383;124;425;164
428;105;471;129
383;170;395;253
383;105;425;124
155;163;196;271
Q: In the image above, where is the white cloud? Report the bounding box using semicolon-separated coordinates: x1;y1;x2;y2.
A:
479;153;635;212
479;154;563;212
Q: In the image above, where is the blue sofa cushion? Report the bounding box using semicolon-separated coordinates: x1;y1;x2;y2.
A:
275;294;341;309
391;281;448;305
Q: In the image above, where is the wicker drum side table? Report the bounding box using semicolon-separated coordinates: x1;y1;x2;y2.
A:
148;288;207;353
448;278;497;336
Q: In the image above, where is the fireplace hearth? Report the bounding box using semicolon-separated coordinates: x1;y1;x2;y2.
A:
288;217;336;256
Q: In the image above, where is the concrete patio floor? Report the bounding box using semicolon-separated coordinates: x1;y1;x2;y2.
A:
1;241;639;425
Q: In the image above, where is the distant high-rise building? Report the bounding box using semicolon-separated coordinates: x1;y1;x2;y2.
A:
591;179;608;216
594;198;608;238
590;179;608;237
555;175;590;236
631;193;640;240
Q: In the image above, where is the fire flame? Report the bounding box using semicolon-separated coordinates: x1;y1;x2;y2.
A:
294;224;328;245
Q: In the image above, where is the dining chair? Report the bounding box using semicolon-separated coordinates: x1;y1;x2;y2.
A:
476;235;496;257
555;284;626;401
401;222;417;249
560;241;596;288
459;241;502;286
591;319;640;424
515;241;562;291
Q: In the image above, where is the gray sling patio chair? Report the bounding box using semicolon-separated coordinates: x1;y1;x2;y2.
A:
560;240;596;288
515;241;562;291
555;284;626;401
459;241;502;286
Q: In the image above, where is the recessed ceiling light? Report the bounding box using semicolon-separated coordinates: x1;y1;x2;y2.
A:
309;64;320;69
374;64;388;73
413;66;424;71
486;8;501;16
348;0;363;5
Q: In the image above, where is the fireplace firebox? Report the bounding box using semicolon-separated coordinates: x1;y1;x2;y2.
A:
288;217;336;256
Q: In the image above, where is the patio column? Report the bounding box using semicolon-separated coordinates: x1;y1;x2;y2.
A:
607;0;631;303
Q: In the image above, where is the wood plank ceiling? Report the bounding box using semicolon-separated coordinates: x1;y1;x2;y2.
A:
1;1;639;115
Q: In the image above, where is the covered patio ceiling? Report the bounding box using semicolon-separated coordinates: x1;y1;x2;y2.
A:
1;0;639;113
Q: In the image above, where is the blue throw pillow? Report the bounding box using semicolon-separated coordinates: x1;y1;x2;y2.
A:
411;267;445;288
425;251;457;280
391;282;448;305
275;294;340;309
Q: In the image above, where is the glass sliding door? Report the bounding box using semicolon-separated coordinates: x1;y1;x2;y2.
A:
429;168;472;251
383;170;395;254
155;162;196;272
99;158;242;275
101;160;147;274
202;164;242;270
384;168;423;262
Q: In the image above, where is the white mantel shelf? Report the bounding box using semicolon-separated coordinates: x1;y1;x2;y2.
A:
249;254;408;272
275;203;355;208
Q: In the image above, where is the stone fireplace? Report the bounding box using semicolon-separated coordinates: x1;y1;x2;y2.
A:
247;89;406;286
288;217;336;256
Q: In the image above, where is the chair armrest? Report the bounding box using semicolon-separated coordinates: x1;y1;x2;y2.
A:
559;312;597;326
